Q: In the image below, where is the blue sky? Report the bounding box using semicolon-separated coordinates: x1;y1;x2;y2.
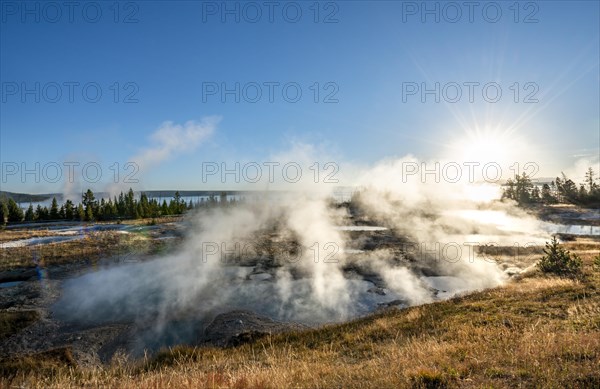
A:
1;0;599;193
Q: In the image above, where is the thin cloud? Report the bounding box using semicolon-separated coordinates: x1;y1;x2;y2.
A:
131;117;220;171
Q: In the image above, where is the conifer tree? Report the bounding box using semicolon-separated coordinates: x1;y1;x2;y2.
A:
35;204;44;220
49;197;60;220
7;198;24;222
585;167;596;193
77;203;85;221
24;204;35;222
0;200;8;225
538;236;582;277
82;190;96;221
64;200;75;220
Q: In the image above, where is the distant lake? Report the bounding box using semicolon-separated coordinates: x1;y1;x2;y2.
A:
17;189;357;210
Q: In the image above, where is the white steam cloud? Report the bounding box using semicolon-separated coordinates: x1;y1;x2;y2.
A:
55;146;555;354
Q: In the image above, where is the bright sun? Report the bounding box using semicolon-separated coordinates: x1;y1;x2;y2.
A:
451;129;517;166
461;135;508;163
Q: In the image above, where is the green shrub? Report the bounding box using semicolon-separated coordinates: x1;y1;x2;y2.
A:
537;236;582;276
593;254;600;271
410;369;450;389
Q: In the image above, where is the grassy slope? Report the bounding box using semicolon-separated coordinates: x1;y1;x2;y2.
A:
1;248;599;388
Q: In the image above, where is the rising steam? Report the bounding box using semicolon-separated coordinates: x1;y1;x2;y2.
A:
55;145;551;353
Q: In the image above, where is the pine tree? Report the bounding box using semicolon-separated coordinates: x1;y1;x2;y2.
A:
98;198;106;221
502;179;515;201
578;184;587;202
7;199;24;222
64;200;75;220
35;204;44;220
85;205;94;221
515;173;533;204
24;204;35;222
541;183;555;204
502;173;536;205
49;197;60;220
0;200;8;225
140;193;149;218
126;188;135;218
174;191;183;214
82;189;96;221
135;202;142;219
148;199;159;217
531;185;541;202
558;173;577;203
77;204;85;221
583;167;600;205
550;181;557;199
105;198;115;220
117;193;125;218
585;167;596;193
538;236;582;276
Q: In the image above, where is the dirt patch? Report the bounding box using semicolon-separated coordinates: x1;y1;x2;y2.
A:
201;310;307;347
0;310;40;341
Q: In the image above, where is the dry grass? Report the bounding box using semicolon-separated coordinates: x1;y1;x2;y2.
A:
0;231;172;271
119;216;183;226
1;246;599;388
0;217;183;271
563;239;600;252
0;229;62;243
0;311;39;341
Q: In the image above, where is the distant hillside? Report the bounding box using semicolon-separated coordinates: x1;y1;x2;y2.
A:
143;190;256;198
0;191;59;204
0;190;266;204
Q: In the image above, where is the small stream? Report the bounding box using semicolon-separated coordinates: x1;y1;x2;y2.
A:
541;222;600;236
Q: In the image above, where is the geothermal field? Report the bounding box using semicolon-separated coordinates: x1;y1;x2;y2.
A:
1;183;599;370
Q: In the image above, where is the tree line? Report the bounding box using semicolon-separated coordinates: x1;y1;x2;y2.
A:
0;189;233;225
502;167;600;206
